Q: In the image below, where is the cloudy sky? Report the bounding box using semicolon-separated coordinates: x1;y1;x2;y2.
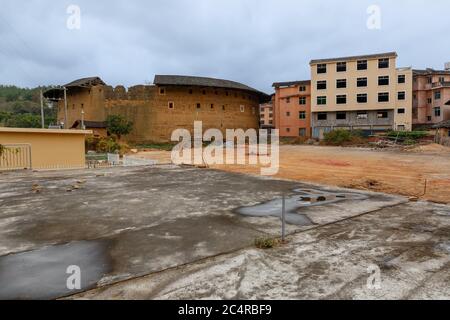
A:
0;0;449;93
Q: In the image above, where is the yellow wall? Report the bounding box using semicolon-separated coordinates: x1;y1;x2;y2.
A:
0;128;91;170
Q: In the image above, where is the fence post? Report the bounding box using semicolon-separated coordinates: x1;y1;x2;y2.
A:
281;194;286;242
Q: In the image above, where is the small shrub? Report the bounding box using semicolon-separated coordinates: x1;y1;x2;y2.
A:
96;137;120;153
280;137;309;145
254;237;280;249
135;142;176;151
386;131;428;140
323;129;366;146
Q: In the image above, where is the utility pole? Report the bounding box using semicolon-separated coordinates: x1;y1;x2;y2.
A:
63;87;68;129
281;194;286;242
40;89;45;128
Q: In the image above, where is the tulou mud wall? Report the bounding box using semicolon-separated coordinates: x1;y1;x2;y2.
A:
56;86;106;126
57;84;261;143
104;85;261;143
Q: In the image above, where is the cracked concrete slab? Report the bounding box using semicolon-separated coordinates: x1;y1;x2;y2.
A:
0;166;418;299
71;201;450;300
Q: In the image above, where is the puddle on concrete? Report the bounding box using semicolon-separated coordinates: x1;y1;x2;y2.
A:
235;188;368;226
0;240;111;300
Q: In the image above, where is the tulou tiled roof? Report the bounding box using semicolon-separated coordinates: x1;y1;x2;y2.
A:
153;75;264;94
64;77;106;88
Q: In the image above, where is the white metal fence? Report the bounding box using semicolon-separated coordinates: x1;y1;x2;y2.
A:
0;144;32;171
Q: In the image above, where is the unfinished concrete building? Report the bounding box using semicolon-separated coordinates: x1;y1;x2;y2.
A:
44;75;269;142
413;65;450;129
309;52;413;138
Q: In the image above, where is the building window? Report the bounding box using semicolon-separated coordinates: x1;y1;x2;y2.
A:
357;60;368;70
210;104;214;109
378;76;390;86
397;125;405;131
336;112;346;120
357;77;367;87
427;116;432;121
336;79;347;89
378;92;389;102
299;128;306;137
427;98;432;104
159;88;166;95
434;107;441;117
286;112;291;117
240;105;245;112
357;93;368;103
286;128;291;133
317;81;327;90
299;86;306;92
317;96;327;105
336;62;347;72
317;64;327;74
378;58;389;69
168;101;174;109
377;111;389;119
398;91;406;100
196;103;201;109
299;111;306;119
398;108;405;114
318;112;327;120
435;91;441;100
398;75;406;84
357;112;368;120
225;91;229;96
336;95;347;104
202;90;206;95
189;89;193;94
299;97;306;105
286;97;291;103
427;77;432;84
222;105;225;111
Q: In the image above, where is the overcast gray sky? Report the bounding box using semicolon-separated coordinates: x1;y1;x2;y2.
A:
0;0;449;93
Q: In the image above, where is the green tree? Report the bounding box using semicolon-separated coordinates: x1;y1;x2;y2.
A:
5;114;41;128
106;115;133;139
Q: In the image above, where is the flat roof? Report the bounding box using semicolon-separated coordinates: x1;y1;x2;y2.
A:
310;52;397;65
0;127;93;135
272;80;311;88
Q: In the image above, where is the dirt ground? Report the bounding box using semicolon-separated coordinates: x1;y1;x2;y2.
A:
135;144;450;204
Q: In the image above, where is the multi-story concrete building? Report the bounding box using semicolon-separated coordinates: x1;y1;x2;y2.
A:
259;95;274;130
272;80;311;137
309;52;413;138
412;65;450;128
44;75;269;143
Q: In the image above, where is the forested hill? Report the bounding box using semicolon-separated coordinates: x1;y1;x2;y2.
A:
0;85;57;128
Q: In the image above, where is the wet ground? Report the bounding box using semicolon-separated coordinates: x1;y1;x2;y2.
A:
0;166;447;299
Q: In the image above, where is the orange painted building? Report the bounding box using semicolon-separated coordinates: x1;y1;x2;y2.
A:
272;80;311;137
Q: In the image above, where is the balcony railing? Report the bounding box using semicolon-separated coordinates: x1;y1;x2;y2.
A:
432;81;450;88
